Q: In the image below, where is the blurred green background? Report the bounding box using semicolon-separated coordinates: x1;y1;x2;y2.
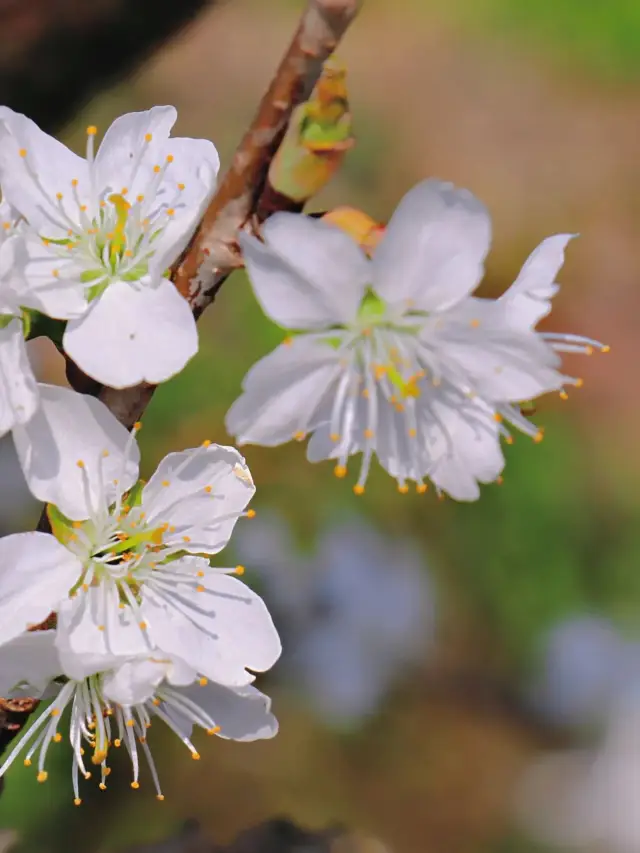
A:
1;0;639;851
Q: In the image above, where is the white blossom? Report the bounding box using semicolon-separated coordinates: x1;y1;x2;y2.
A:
0;106;219;388
0;631;277;803
226;179;606;500
0;403;281;686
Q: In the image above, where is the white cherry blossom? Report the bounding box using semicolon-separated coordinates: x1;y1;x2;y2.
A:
0;106;220;388
0;406;280;686
226;179;607;500
0;631;277;803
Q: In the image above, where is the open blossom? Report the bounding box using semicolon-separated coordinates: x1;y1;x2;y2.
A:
226;179;606;500
0;398;280;685
0;631;277;803
0;106;219;388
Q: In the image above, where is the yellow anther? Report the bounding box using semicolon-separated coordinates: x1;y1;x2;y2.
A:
283;336;293;346
505;435;514;445
196;584;205;593
496;476;504;485
121;187;128;195
139;621;147;630
97;625;105;632
559;390;569;400
330;433;340;442
204;485;212;494
144;133;152;142
362;388;370;399
124;249;133;257
575;378;584;388
92;749;107;765
416;483;428;494
53;733;62;742
83;772;91;779
408;428;417;438
397;484;409;494
80;204;87;212
235;565;245;576
373;365;387;380
133;421;143;431
19;148;27;158
166;154;174;163
1;222;9;230
470;318;481;328
50;708;60;717
199;677;208;686
166;208;175;216
161;480;170;487
395;403;405;412
157;794;165;801
99;783;107;791
533;430;544;443
247;509;256;519
169;525;175;533
56;192;63;201
71;178;78;188
76;459;85;468
601;344;611;353
74;798;82;806
114;738;122;747
493;413;503;423
153;164;161;173
138;736;146;744
37;771;48;783
191;752;201;761
183;535;191;543
353;484;365;495
364;428;374;439
86;126;97;136
197;570;205;578
131;781;140;789
334;465;347;478
178;182;185;191
585;346;594;356
293;431;306;441
23;758;32;767
207;726;221;735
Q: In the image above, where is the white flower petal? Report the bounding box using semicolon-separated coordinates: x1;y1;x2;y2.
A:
101;657;168;706
19;234;88;319
92;106;178;198
0;319;38;436
240;213;370;328
56;590;149;681
141;570;281;686
372;178;491;312
173;683;278;741
63;278;198;388
500;234;575;329
142;445;254;554
0;108;89;237
0;532;80;645
146;137;219;278
12;383;140;520
423;398;504;500
225;337;342;446
0;630;61;697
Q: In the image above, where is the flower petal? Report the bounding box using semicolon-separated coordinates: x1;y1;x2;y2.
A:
0;532;80;645
12;383;140;520
142;445;254;555
173;683;278;742
0;630;61;697
0;319;38;436
63;278;198;388
146;137;220;278
56;589;149;681
0;108;89;238
92;107;178;198
102;657;168;706
141;568;281;686
19;233;89;319
225;337;342;447
421;397;504;500
372;179;491;312
500;234;575;329
240;214;370;328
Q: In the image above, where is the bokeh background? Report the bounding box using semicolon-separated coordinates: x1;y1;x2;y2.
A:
1;1;639;851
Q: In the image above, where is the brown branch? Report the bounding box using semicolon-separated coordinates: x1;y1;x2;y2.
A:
0;0;362;766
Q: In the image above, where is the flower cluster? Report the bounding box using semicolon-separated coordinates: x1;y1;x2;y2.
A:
0;107;279;802
0;98;606;807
